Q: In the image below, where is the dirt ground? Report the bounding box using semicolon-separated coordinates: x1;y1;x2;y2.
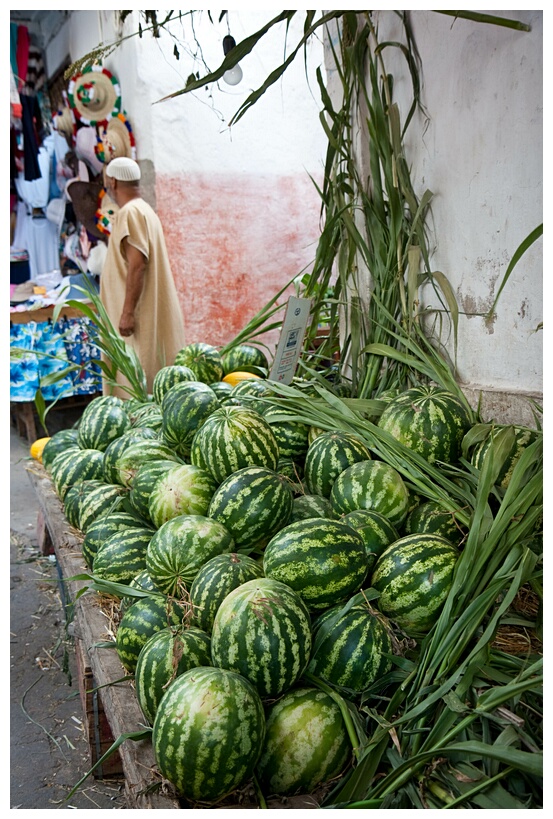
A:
10;405;126;810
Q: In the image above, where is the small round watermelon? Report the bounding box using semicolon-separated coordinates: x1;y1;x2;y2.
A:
340;509;399;571
134;626;212;724
377;385;472;464
211;577;312;698
152;666;265;802
116;594;184;673
263;517;368;612
330;459;410;528
371;533;459;635
173;342;224;384
41;429;80;472
161;381;220;459
50;448;105;501
470;425;539;491
148;463;218;528
304;431;372;497
152;364;197;404
221;344;269;374
189;552;264;633
76;401;131;451
255;686;351;796
404;500;465;544
146;514;234;596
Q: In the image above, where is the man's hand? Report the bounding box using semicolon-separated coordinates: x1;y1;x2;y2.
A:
119;311;136;336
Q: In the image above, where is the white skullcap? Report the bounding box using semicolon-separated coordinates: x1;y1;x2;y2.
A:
106;156;141;181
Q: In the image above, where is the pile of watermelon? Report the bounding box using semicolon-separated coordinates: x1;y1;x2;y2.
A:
40;340;539;806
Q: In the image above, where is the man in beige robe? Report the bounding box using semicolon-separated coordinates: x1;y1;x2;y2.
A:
100;157;185;397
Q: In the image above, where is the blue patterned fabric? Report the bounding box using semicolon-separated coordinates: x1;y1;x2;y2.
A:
10;316;102;402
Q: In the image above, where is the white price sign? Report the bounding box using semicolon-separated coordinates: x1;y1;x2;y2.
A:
269;296;312;384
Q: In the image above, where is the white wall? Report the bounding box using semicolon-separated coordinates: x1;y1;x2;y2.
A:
360;11;543;422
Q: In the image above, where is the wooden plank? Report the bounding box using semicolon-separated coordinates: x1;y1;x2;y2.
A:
26;464;181;810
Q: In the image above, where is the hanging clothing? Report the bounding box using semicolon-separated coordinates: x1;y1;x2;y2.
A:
20;94;42;181
24;217;62;280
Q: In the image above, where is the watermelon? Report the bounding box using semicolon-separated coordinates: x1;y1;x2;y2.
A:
128;459;180;522
304;431;372;497
377;385;472;464
161;381;220;458
277;458;304;494
207;381;234;402
189;404;279;483
92;526;154;585
228;378;273;415
63;481;97;530
152;667;265;802
128;402;164;433
370;533;459;635
404;500;464;543
340;509;399;571
470;425;540;491
307;597;393;694
114;439;183;488
211;577;312;698
134;626;212;724
173;342;224;384
207;466;294;554
115;594;184;673
148;463;218;528
76;402;131;451
102;427;159;484
189;552;264;633
50;448;105;501
76;481;127;533
263;517;368;612
81;511;154;570
121;568;162;612
289;494;334;523
41;429;80;472
330;459;410;528
255;687;351;796
146;514;234;596
262;405;310;462
221;343;269;374
152;364;197;404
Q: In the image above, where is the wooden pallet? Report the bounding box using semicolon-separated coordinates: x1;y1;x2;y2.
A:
26;463;181;810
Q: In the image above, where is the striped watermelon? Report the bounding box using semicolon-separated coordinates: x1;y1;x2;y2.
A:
63;480;99;530
152;364;197;404
262;405;310;462
41;429;80;472
371;533;459;635
207;380;235;402
228;378;272;415
102;427;159;484
128;402;164;433
50;448;105;501
307;597;393;694
189;404;279;483
76;481;127;532
330;459;410;528
134;626;212;724
470;425;539;491
76;402;131;451
340;509;399;571
221;344;269;374
263;517;368;612
277;458;304;493
255;687;351;796
173;342;224;384
404;500;465;544
377;386;472;464
92;526;154;585
207;466;294;554
121;568;162;612
148;464;218;528
289;494;334;523
161;381;220;458
211;577;312;698
189;552;264;633
152;667;265;802
81;511;154;570
114;439;183;488
128;459;180;522
304;431;372;497
146;514;234;596
115;594;184;673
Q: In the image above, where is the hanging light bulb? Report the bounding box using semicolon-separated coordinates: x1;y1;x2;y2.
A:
222;34;243;86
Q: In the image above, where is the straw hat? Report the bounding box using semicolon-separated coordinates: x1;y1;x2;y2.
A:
54;106;75;141
46;197;66;236
94;189;119;236
67;66;122;126
96;112;136;163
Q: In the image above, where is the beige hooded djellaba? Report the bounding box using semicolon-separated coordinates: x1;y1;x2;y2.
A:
100;197;186;397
